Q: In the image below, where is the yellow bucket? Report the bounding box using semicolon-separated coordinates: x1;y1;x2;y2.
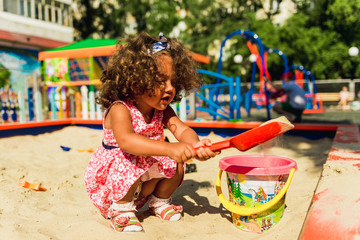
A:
217;155;297;233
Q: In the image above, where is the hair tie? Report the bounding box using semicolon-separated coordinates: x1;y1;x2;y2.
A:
148;32;169;55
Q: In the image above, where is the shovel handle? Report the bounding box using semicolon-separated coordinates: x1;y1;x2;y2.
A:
195;140;232;152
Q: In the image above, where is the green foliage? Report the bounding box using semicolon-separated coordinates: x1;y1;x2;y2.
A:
277;13;348;79
72;0;360;81
73;0;127;39
285;0;360;79
0;65;11;88
129;0;180;35
325;0;360;44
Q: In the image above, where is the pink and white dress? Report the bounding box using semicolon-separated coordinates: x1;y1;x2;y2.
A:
84;99;177;218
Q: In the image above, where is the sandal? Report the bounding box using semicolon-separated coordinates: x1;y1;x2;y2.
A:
110;211;143;232
149;204;183;221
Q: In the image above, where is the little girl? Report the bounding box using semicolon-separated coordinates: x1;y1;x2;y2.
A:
84;32;219;232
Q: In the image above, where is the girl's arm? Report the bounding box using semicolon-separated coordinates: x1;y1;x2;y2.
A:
162;106;199;145
109;103;195;163
163;106;219;161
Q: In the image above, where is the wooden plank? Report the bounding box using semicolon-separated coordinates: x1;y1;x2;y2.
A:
299;124;360;240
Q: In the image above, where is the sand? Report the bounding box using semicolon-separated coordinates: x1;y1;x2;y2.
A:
0;126;333;240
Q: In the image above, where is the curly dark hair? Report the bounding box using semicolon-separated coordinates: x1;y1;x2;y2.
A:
97;32;202;109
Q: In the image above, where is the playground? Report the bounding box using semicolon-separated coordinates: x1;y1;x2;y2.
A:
1;30;360;239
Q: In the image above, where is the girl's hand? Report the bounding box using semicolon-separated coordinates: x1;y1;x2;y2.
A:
194;139;220;161
167;142;197;163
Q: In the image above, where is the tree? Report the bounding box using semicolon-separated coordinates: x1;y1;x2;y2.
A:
71;0;359;80
177;1;267;79
326;0;360;45
73;0;126;39
133;0;181;36
285;0;360;79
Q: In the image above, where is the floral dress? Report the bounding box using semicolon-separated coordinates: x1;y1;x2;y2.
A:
84;99;177;218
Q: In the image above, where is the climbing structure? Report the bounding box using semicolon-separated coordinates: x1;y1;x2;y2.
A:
216;29;271;120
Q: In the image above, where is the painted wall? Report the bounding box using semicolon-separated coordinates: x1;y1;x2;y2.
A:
0;49;40;93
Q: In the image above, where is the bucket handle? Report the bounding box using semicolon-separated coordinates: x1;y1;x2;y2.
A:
216;168;295;216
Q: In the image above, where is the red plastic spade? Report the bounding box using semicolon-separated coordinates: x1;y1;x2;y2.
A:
197;116;294;152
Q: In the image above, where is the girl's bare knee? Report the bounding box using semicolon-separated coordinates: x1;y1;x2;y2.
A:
139;178;162;198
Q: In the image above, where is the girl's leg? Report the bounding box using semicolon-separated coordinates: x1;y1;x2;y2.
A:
133;162;184;210
153;163;184;199
148;164;184;221
136;163;184;200
138;178;163;198
133;178;162;210
111;178;143;232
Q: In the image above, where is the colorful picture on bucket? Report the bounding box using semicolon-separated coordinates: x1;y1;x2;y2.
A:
226;172;288;233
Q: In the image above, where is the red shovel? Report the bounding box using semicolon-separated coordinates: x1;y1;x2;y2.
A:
197;116;294;152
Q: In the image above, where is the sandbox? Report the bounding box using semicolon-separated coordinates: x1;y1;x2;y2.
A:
2;119;354;239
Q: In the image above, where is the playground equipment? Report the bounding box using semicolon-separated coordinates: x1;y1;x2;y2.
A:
243;41;267;115
250;45;290;113
194;69;241;121
263;46;290;79
193;30;309;121
247;45;324;114
0;34;325;124
288;64;324;113
39;39;112;121
216;30;271;120
0;38;210;124
39;39;210;122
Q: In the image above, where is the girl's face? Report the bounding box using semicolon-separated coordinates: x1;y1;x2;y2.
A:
136;55;176;111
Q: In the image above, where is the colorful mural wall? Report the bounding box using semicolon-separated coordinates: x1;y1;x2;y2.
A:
0;49;40;93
